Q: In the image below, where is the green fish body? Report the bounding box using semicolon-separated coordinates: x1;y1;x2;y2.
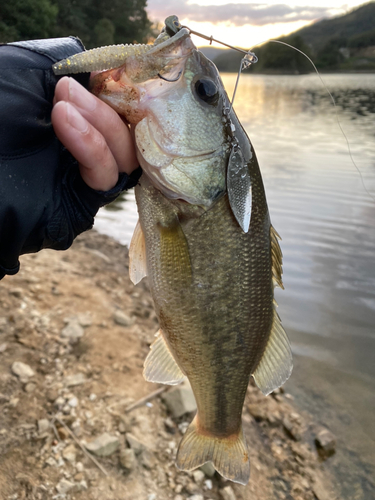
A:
53;18;292;484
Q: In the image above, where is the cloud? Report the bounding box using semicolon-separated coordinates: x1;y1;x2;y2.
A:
146;1;335;26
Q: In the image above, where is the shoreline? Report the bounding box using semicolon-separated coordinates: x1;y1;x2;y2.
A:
0;229;338;499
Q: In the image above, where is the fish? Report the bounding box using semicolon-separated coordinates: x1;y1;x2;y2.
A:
53;16;293;485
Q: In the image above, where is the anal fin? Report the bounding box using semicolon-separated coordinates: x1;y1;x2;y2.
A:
143;329;185;385
129;219;147;285
252;311;292;396
176;416;250;485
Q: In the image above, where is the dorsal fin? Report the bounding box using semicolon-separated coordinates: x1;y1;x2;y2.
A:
271;225;284;289
143;329;185;385
129;219;147;285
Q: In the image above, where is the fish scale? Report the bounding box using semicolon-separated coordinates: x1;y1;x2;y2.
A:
135;165;272;438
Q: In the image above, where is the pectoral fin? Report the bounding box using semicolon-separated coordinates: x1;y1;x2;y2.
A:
129;219;147;285
143;329;185;385
252;311;292;396
227;144;252;233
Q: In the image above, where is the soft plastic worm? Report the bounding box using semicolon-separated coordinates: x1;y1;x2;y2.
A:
53;43;152;74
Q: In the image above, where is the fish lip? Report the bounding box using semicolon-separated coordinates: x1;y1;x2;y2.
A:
146;28;192;57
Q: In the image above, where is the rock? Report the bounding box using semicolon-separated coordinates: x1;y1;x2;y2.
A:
205;479;213;490
54;396;66;409
76;462;84;472
113;310;134;327
315;428;336;458
126;433;147;455
0;343;7;353
220;486;237;500
46;388;59;402
64;373;87;387
71;420;82;437
118;415;132;433
57;426;70;440
0;394;9;404
148;495;157;500
162;383;197;418
140;449;157;469
200;462;216;477
186;482;200;495
62;404;71;415
37;419;50;435
283;417;302;441
75;480;88;492
11;361;34;382
85;433;120;457
56;479;75;495
247;403;267;421
68;396;78;408
77;313;92;327
10;288;23;298
120;448;137;471
193;470;205;484
45;457;57;467
164;417;176;434
188;495;204;500
312;474;333;500
61;321;84;341
24;382;36;393
62;444;77;463
9;397;19;407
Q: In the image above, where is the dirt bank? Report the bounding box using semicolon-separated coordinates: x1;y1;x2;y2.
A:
0;230;337;500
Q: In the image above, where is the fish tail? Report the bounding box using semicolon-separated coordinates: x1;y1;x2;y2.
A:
176;415;250;485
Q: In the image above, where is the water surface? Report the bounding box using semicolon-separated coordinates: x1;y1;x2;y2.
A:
95;73;375;499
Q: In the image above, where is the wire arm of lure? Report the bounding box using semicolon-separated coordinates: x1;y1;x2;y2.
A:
182;26;254;56
182;25;258;110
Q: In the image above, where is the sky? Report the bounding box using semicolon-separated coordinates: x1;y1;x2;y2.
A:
145;0;370;48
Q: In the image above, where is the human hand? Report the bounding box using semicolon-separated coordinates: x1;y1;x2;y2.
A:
52;76;138;192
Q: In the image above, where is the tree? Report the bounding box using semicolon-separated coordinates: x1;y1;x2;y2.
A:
52;0;153;48
0;0;58;42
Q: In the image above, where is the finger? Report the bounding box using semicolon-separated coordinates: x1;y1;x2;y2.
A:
52;100;119;191
54;77;138;175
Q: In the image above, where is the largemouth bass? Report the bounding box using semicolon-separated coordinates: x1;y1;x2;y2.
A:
54;16;292;485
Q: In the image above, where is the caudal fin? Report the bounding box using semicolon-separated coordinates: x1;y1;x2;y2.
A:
176;415;250;485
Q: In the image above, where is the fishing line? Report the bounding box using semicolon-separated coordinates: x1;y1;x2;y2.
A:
261;39;375;203
183;25;375;202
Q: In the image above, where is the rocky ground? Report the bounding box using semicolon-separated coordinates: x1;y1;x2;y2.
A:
0;230;338;500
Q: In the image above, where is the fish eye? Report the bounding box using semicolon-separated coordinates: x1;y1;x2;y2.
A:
195;78;219;105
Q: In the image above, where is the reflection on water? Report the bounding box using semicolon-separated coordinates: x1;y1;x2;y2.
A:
96;73;375;498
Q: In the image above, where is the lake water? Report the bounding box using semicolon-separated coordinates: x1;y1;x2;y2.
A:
95;73;375;498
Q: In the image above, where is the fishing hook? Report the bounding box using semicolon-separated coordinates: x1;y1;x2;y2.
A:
157;70;183;82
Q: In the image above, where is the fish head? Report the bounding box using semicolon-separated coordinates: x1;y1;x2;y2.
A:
90;27;232;206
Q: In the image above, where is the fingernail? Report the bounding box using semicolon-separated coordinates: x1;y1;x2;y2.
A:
68;77;96;111
66;102;89;133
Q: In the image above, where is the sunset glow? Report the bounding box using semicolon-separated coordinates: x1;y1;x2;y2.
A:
146;0;370;48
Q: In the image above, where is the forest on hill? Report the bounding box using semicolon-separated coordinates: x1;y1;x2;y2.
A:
212;1;375;73
0;0;155;48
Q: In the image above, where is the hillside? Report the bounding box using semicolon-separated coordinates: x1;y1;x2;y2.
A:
211;1;375;73
297;1;375;53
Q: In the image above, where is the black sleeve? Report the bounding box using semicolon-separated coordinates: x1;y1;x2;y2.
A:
0;38;142;280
